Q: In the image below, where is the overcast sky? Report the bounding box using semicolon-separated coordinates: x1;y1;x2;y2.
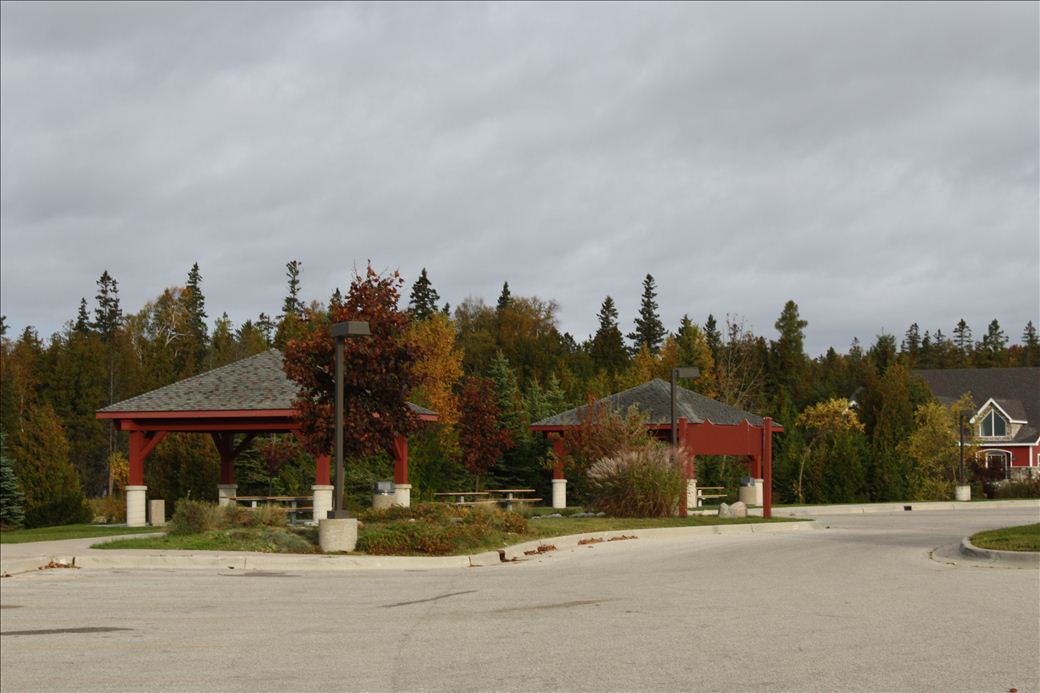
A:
2;1;1037;356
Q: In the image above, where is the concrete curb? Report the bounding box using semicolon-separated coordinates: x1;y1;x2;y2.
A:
475;520;818;566
958;537;1040;567
768;499;1039;517
1;520;815;576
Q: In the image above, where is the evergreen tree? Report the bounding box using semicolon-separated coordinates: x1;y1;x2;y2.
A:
589;296;628;376
769;300;810;408
256;313;275;346
93;270;123;341
952;319;973;365
180;263;209;373
900;323;921;365
496;282;513;312
74;298;92;334
976;319;1008;367
627;274;666;354
210;313;238;368
675;315;716;396
280;260;304;319
408;268;441;321
703;314;722;363
0;434;26;529
867;333;897;374
1021;321;1040;367
9;403;90;527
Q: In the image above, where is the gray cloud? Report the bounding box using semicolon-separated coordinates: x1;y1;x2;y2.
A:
2;1;1036;354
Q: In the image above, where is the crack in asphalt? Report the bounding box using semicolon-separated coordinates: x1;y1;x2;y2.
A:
382;589;477;608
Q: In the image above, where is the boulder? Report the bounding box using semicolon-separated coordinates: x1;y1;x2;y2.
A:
730;501;748;518
717;502;731;518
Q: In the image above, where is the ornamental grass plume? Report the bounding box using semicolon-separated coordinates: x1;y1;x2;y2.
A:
587;443;687;517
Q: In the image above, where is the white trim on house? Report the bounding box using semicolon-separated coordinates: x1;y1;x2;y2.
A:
971;398;1028;425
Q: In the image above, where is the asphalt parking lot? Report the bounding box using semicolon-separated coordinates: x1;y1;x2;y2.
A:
1;507;1038;692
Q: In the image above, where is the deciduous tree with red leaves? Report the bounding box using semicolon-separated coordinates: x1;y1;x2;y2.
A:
457;376;513;489
283;265;421;460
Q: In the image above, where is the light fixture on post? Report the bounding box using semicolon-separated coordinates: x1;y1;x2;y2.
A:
328;320;370;519
671;367;700;448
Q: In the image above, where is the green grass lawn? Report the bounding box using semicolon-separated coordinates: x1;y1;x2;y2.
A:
96;514;800;556
969;523;1040;552
0;524;163;544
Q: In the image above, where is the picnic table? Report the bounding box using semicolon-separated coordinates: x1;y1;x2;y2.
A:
228;495;313;524
433;491;495;506
487;489;541;511
695;486;726;507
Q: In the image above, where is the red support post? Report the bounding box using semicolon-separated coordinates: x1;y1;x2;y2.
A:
315;454;331;486
210;433;236;485
763;417;773;519
551;436;566;480
392;435;409;485
128;430;166;485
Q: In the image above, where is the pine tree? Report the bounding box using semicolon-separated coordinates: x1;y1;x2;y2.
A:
488;351;527;434
180;263;209;373
408;268;441;321
976;319;1008;367
952;319;973;365
496;282;512;312
589;296;628;376
280;260;304;319
275;261;307;349
9;403;89;527
627;274;666;354
92;270;123;341
210;313;238;368
1021;321;1040;367
901;323;921;365
675;315;716;396
769;300;810;407
703;314;722;362
74;298;92;334
0;434;26;529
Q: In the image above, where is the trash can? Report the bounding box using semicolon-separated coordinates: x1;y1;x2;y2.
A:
738;476;763;507
372;480;396;510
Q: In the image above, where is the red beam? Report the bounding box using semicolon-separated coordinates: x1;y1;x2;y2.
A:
97;409;297;420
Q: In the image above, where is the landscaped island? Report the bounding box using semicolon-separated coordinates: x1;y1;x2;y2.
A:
94;501;798;556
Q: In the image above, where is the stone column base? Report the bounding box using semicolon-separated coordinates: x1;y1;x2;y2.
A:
312;485;333;522
394;484;411;508
319;518;358;552
126;485;147;528
217;484;238;507
551;478;567;509
955;484;971;502
686;480;698;510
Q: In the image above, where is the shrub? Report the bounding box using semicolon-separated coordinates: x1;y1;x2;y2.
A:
358;501;453;524
222;503;256;527
168;499;222;535
252;504;288;527
587;443;686;517
994;479;1040;499
89;495;126;524
354;505;527;555
23;494;92;528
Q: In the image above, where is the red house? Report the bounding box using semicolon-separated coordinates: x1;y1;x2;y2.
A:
915;368;1040;480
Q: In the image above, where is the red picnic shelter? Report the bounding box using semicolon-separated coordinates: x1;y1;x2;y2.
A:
96;350;436;526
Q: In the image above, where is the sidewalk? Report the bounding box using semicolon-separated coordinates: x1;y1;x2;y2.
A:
760;498;1039;517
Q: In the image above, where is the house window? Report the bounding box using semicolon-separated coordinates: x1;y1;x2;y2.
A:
979;410;1007;437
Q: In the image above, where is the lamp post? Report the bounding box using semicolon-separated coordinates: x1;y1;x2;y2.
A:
958;410;972;485
671;367;701;448
329;320;370;519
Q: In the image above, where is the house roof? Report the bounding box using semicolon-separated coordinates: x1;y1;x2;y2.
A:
98;349;436;418
914;367;1040;444
531;378;770;428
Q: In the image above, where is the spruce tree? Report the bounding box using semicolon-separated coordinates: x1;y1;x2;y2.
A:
1022;321;1040;367
280;260;304;319
589;296;628;375
74;298;92;334
180;263;209;372
408;268;441;321
952;319;973;364
92;270;123;341
0;434;26;529
703;314;722;362
977;319;1008;367
627;274;666;354
10;403;90;527
496;282;512;312
901;323;921;364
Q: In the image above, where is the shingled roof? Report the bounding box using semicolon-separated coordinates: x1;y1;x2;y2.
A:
98;349;436;418
531;379;768;428
914;367;1040;444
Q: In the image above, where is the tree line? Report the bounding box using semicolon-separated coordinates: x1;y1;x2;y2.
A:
1;261;1037;526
